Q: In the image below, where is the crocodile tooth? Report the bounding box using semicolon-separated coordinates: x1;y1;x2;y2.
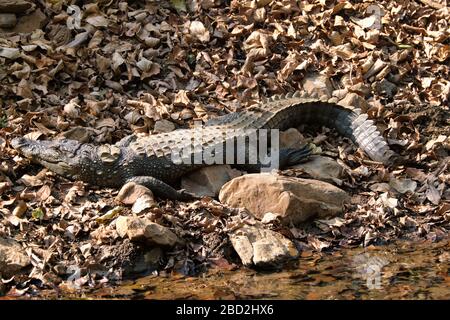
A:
293;91;302;98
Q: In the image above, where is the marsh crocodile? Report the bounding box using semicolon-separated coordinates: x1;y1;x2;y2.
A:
11;92;398;200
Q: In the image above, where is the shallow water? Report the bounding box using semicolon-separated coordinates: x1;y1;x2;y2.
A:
84;239;449;300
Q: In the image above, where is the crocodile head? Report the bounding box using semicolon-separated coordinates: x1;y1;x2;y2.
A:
11;137;96;180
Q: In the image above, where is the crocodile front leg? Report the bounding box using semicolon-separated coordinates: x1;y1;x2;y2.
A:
126;176;199;201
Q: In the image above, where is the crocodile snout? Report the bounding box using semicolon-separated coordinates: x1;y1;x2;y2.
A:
11;137;28;150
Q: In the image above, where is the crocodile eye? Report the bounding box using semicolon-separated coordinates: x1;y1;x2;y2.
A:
57;140;81;155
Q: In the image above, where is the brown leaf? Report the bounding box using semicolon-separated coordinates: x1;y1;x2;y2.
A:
190;21;210;43
426;184;441;205
36;185;51;202
12;200;27;218
18;174;45;187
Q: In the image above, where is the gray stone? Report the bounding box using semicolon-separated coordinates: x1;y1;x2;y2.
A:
280;128;305;149
181;165;242;197
0;1;33;14
229;223;298;268
219;173;350;224
116;216;179;247
116;182;157;213
0;13;16;28
290;155;344;184
373;79;397;98
11;9;46;34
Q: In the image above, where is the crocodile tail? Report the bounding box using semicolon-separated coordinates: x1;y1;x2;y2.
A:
260;92;399;166
349;110;398;165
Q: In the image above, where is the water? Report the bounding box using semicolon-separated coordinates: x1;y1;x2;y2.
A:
85;239;449;300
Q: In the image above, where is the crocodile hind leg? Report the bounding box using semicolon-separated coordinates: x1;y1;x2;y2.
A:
126;176;199;201
278;145;312;168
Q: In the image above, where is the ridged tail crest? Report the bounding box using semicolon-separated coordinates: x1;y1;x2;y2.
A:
206;91;398;165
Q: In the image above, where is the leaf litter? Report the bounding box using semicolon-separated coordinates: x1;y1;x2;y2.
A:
0;0;449;297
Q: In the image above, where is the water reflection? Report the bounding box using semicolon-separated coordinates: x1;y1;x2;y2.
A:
90;239;449;300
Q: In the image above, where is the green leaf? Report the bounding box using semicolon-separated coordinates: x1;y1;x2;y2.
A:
170;0;187;12
32;208;45;220
0;114;7;128
96;206;123;224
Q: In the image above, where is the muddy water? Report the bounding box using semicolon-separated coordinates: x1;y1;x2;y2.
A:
88;239;449;300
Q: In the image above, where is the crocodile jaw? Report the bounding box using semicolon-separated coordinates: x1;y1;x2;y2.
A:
11;137;83;179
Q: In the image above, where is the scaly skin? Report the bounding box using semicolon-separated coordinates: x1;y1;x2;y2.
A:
11;92;398;200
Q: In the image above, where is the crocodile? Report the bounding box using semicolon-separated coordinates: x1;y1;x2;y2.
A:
11;92;398;200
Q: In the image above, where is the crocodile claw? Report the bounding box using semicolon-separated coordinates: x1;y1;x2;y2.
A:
178;189;202;201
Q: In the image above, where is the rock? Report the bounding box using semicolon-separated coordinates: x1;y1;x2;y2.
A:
373;79;397;98
0;282;5;295
116;182;157;213
9;9;46;34
128;247;163;275
349;82;371;97
117;182;153;204
115;216;130;238
181;165;242;197
279;128;305;149
338;92;369;111
229;223;298;268
116;216;179;247
219;173;350;224
153;119;176;133
0;47;20;59
0;0;33;14
290;155;344;184
261;212;282;224
302;74;333;98
96;239;161;276
0;237;30;278
131;195;157;214
0;13;16;28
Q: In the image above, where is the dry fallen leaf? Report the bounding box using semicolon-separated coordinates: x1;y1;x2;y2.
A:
1;0;449;296
389;178;417;194
13;200;28;218
190;21;210;43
